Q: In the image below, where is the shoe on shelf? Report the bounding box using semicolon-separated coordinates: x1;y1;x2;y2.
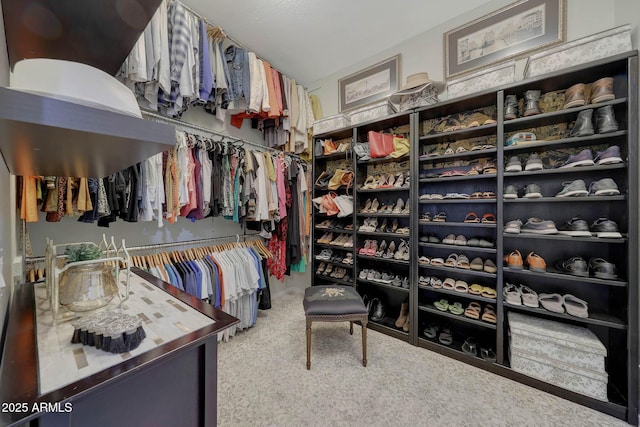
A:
376;240;388;257
519;285;539;308
505;156;522;172
504;219;523;234
563;82;586;109
594;145;623;165
392;197;405;214
401;198;410;214
591;77;615;104
523;90;541;116
395;303;408;328
524;153;544;171
377;218;388;233
555;180;589;197
383;241;396;259
316;262;327;275
521;217;558;234
505;132;536;146
562;294;589;318
504;185;519;199
504;250;523;269
526;252;547;272
589;257;618;279
504;94;519;120
503;283;522;305
569;109;595;137
596;105;619;134
370;298;385;322
588;178;620;196
523;183;543;199
560;149;594;168
556;256;589;277
590;217;623;238
558;216;592;237
359;240;372;255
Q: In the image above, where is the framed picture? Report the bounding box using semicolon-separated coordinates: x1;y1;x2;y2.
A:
338;55;400;112
444;0;566;78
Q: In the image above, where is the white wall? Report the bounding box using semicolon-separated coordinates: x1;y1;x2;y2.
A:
310;0;621;115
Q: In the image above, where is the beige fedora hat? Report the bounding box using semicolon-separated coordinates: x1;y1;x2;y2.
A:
398;72;444;93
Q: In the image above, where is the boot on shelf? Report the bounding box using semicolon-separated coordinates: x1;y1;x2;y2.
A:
523;90;541;116
402;316;410;333
596;105;619;134
563;83;586;109
504;94;518;120
591;77;615;104
395;302;408;328
569;109;595;137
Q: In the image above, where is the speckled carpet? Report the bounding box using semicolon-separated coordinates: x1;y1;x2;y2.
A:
217;289;626;427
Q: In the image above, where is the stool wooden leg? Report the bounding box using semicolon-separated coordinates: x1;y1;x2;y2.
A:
306;318;312;370
349;321;353;335
361;318;367;367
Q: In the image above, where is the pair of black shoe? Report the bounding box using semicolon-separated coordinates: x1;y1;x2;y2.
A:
555;256;617;279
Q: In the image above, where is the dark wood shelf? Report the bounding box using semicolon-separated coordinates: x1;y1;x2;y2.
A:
503;130;628;154
357;278;410;292
356;213;410;218
419;284;497;303
504;163;626;178
314;227;354;235
419;264;497;279
314;242;354;250
502;267;628;287
503;195;626;203
314;151;349;160
418;242;496;253
419;198;497;204
313;259;354;269
419;174;497;183
503;98;627;131
503;303;626;329
313;274;354;287
418;305;497;329
503;233;627;244
357;231;411;239
419;123;497;142
357;155;410;165
357;186;410;193
418;221;497;228
357;254;410;265
366;318;410;341
419;147;497;162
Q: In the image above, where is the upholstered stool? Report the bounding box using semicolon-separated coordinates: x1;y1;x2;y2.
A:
303;285;368;370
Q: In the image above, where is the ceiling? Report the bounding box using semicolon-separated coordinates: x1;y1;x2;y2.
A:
183;0;494;86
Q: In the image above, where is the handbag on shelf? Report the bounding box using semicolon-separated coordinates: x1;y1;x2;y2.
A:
368;130;394;158
323;139;338;155
321;192;340;216
390;135;410;158
353;142;370;161
314;170;332;188
327;169;353;191
314;139;324;157
334;195;354;218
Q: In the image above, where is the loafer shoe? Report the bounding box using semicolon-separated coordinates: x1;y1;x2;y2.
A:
526;252;547;272
590;217;622;238
558;216;591;237
521;217;558;234
589;178;620;196
556;256;589;277
589;257;618;279
556;180;589;197
503;249;523;269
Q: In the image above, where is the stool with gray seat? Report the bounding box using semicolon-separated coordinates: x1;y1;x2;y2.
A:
302;285;368;370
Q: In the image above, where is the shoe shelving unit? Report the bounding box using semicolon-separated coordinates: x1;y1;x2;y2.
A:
312;51;638;423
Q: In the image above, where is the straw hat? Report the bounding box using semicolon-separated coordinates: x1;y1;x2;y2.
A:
397;72;445;93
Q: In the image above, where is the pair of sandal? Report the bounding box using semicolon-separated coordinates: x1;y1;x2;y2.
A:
419;276;443;288
470;191;496;199
442;278;469;293
539;293;589;318
462;337;496;362
469;284;497;299
464;302;497;323
421;211;447;222
503;283;539;307
423;323;453;346
464;212;496;224
442;118;497;133
434;299;464;315
444;253;470;269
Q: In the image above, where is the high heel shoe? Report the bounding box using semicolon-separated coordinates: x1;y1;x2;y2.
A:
367;240;378;256
384;241;396;259
401;198;410;214
377;218;388;232
361;175;376;190
394;240;407;260
359;240;372;255
316;262;326;274
323;263;334;276
376;240;388;257
369;198;380;213
390;218;399;233
361;199;372;213
393;172;404;188
392;197;405;214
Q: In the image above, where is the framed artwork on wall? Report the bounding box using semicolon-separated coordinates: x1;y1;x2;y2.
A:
338;55;400;112
444;0;566;79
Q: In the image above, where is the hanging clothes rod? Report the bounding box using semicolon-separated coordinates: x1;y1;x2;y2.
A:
23;233;263;264
141;109;304;160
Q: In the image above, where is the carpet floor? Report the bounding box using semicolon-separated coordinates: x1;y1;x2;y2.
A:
217;289;627;427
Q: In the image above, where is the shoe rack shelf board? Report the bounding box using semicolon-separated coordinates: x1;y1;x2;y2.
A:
312;50;638;424
356;279;410;293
